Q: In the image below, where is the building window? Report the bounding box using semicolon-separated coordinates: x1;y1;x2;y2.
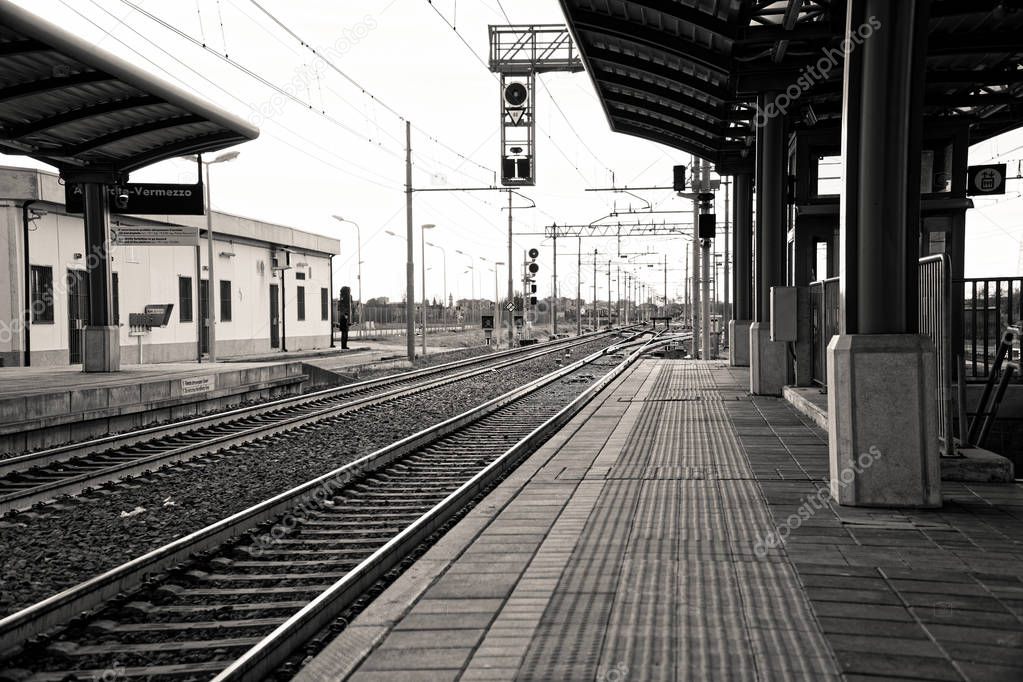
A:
296;286;306;320
30;265;54;323
179;276;193;322
220;280;232;322
112;272;120;326
321;288;329;321
295;271;306;280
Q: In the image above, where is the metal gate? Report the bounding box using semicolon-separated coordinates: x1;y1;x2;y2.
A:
66;269;88;364
199;279;210;355
269;284;280;349
919;254;955;456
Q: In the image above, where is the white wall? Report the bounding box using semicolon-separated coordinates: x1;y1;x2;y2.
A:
11;208;333;365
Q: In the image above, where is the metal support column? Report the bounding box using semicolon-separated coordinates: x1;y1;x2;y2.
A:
733;173;753;321
552;230;558;335
404;121;415;362
756;93;785;324
81;181;120;372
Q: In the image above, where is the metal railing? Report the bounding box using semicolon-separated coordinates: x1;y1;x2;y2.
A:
488;25;583;74
961;276;1023;380
809;276;840;387
809;258;955;455
919;254;955;456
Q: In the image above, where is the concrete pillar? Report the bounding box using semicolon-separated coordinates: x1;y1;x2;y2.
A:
750;92;789;394
730;172;753;367
829;0;939;507
81;182;120;372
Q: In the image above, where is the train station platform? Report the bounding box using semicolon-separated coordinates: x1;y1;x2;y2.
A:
0;361;309;454
297;359;1023;682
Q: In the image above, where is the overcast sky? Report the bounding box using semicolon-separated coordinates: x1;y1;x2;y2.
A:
6;0;1021;306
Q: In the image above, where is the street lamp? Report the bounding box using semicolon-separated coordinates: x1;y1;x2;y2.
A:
455;250;476;322
421;224;435;356
425;241;447;323
187;150;239;362
331;216;362;326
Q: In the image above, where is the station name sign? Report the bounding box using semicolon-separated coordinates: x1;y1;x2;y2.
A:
65;182;205;215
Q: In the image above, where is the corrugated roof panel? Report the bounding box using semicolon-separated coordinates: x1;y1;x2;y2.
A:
0;0;257;174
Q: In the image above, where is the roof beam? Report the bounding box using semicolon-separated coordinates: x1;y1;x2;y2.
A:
572;8;732;75
0;71;118;104
613;119;716;158
594;69;746;122
2;95;164;138
619;0;736;39
587;45;732;102
928;31;1023;55
56;114;207;156
603;90;750;139
121;129;245;172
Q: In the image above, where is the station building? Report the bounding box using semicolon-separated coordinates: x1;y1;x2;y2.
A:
0;166;339;367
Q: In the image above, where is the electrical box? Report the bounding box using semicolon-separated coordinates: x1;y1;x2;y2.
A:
770;287;798;342
698;213;716;239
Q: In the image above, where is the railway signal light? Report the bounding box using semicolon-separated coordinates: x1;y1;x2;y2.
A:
673;165;687;192
504;82;528;108
528;248;539;259
528;262;539;274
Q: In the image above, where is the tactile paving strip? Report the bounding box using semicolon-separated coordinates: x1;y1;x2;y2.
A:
516;361;842;681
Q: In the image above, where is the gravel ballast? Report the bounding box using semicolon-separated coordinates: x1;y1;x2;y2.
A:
0;337;621;617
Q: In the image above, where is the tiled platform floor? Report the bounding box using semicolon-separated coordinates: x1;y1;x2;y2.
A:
297;359;1023;682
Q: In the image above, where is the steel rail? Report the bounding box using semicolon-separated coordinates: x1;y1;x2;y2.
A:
1;328;625;476
0;333;648;658
0;331;633;515
216;336;661;680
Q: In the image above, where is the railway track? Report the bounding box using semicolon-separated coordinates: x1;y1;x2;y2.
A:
0;332;670;681
0;330;628;516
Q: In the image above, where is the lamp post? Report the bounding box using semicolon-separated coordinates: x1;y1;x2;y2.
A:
420;224;435;355
455;250;475;323
331;215;362;326
426;240;447;324
189;150;239;362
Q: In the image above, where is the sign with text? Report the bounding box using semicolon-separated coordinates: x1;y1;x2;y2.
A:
180;375;215;396
110;224;199;247
144;304;174;327
65;182;205;215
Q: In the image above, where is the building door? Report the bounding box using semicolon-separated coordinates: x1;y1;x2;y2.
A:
269;284;280;349
199;279;210;355
66;269;88;364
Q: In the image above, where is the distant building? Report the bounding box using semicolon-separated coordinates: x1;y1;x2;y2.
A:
0;166;339;366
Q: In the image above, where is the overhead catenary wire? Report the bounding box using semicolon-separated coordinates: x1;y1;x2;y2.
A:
246;0;498;180
69;0;399;189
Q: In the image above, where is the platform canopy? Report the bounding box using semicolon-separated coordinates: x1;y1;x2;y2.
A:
0;0;258;177
559;0;1023;167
